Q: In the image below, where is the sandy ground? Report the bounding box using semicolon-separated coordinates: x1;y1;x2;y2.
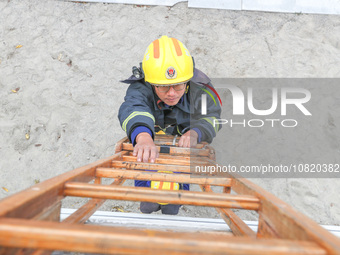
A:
0;0;340;226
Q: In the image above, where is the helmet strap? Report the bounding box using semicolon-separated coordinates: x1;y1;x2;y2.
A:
192;57;195;69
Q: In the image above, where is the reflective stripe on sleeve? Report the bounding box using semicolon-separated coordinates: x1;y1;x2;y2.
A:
200;116;219;134
122;111;155;132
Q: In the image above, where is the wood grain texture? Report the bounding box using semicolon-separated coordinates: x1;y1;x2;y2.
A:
200;184;256;238
111;160;192;173
227;172;340;253
0;135;338;254
62;178;125;224
0;153;123;219
96;168;232;187
122;143;210;156
0;218;326;255
64;182;260;210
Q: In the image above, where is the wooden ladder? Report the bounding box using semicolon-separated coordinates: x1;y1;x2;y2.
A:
0;135;339;254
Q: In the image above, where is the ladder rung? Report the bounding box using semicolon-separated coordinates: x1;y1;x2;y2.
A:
64;183;260;210
153;141;205;149
127;152;212;163
122;143;211;156
0;218;326;255
121;155;191;165
63;178;125;224
96;168;232;187
111;160;192;173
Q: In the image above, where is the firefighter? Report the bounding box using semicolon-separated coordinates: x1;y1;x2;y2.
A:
119;35;221;215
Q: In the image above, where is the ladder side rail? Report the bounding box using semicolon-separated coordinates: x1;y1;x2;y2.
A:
200;184;256;238
114;136;130;153
228;172;340;253
0;153;124;219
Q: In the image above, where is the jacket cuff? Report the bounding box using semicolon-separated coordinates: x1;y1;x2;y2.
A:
131;126;153;146
191;128;202;143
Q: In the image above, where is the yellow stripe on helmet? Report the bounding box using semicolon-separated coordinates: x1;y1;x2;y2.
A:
142;35;194;85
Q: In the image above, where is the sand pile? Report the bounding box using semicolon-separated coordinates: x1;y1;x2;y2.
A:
0;0;339;225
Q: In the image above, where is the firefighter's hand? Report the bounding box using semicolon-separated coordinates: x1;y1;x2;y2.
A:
178;130;198;148
134;132;159;163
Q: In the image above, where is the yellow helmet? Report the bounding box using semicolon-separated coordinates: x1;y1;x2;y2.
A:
142;36;194;85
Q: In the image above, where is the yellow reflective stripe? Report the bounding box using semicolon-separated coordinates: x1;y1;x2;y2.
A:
122;111;155;132
200;117;219;134
177;126;183;135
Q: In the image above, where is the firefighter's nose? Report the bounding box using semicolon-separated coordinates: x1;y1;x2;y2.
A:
167;86;176;95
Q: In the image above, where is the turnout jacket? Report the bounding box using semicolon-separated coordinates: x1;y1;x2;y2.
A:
118;68;222;144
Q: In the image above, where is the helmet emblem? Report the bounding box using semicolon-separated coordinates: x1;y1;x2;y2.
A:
166;66;177;79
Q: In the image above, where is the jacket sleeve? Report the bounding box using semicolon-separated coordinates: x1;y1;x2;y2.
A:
118;82;156;141
190;82;222;143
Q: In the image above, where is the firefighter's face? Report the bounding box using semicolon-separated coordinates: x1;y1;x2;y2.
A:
153;83;186;106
